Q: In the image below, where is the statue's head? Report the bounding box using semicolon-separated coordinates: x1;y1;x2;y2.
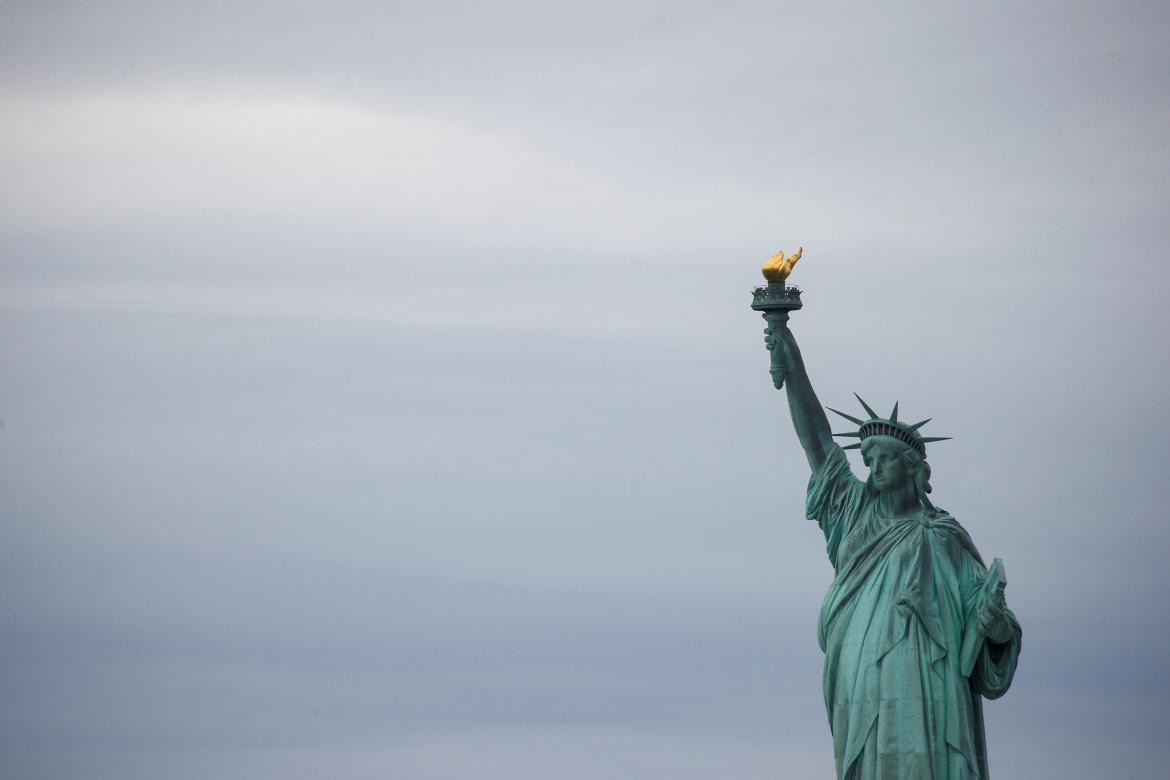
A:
829;394;948;508
860;435;932;498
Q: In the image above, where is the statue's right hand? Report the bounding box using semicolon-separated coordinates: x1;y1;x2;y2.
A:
763;326;790;389
763;326;792;357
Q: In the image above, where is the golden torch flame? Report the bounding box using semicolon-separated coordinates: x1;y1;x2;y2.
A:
762;246;802;281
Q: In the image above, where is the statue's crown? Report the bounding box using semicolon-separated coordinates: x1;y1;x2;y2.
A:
829;394;950;457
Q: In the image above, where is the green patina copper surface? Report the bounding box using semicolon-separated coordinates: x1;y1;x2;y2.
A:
760;320;1021;779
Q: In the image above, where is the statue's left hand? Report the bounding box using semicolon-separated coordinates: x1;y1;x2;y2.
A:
976;594;1013;644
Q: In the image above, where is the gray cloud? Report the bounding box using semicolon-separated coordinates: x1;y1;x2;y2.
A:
2;1;1169;778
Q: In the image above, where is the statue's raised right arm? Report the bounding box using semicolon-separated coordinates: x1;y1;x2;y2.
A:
764;324;835;474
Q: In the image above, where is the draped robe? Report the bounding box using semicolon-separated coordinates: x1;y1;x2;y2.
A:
806;445;1021;779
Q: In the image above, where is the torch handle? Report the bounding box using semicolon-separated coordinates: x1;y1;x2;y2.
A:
762;311;790;390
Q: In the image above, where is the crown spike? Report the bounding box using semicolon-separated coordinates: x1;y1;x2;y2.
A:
832;431;863;438
889;401;899;423
842;443;863;450
828;407;867;426
853;393;879;420
907;418;932;432
920;436;952;443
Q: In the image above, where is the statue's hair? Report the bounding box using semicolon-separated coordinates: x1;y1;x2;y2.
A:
860;435;933;502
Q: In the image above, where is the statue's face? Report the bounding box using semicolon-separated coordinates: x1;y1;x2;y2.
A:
864;443;910;492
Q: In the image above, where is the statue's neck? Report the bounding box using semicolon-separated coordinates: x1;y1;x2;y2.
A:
875;483;918;519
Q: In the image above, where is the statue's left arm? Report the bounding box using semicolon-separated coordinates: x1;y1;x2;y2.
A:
962;562;1022;699
971;605;1021;699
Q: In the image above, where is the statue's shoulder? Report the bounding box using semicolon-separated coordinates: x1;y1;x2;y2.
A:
924;506;985;561
924;506;970;534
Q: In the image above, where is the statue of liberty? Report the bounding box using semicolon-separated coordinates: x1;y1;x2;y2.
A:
756;252;1021;779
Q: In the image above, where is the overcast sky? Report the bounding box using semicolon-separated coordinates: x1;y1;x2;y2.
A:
2;1;1169;778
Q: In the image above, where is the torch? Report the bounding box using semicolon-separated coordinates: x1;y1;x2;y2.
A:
750;247;803;390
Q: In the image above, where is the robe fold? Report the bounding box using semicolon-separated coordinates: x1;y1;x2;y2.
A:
806;445;1021;780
